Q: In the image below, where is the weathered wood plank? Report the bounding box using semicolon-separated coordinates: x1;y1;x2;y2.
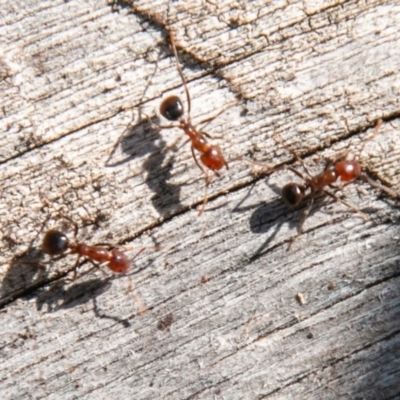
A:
1;1;400;399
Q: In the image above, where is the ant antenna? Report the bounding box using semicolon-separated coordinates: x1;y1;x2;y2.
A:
169;32;192;118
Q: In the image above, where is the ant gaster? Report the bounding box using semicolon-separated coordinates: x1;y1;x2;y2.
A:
150;32;236;214
278;119;398;248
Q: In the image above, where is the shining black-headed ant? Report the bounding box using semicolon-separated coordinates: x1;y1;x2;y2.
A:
277;119;398;248
147;32;237;214
42;213;144;278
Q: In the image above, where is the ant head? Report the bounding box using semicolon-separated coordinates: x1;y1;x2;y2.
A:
160;95;184;121
42;230;69;255
282;183;305;207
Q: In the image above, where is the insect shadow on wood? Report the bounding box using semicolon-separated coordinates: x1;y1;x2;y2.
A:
106;107;183;215
34;276;112;312
0;218;50;309
35;276;131;328
248;175;385;259
232;180;293;260
105;43;183;216
233;176;367;261
273;120;400;249
92;292;131;328
249;187;349;258
147;31;243;215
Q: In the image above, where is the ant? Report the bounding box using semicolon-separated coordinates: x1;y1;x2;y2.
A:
276;119;398;248
147;32;237;214
42;214;144;278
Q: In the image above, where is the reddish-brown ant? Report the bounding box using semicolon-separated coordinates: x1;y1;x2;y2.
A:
42;214;144;278
147;32;237;214
277;119;398;248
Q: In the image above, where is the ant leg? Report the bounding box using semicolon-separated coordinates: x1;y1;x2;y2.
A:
91;245;146;261
92;243;114;249
230;156;274;175
359;119;383;156
55;213;79;238
289;194;315;250
198;180;210;216
331;119;384;165
130;247;146;263
40;194;80;238
360;173;399;199
126;275;148;315
21;252;73;268
322;188;369;221
70;255;82;281
191;145;210;177
72;259;105;279
273;132;314;178
199;130;216;140
190;146;212;215
142;111;179;130
39;193;78;234
232;157;271;167
285;166;310;182
197;100;239;128
164;137;190;154
169;32;192;120
51;252;73;264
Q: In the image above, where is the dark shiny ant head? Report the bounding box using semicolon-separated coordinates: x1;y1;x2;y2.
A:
160;95;184;121
42;229;69;255
282;183;305;208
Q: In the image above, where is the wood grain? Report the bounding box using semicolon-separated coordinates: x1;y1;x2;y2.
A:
1;1;400;399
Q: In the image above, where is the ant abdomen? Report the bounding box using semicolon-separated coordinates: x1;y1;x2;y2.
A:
200;146;227;171
335;160;361;182
42;230;69;255
109;250;130;273
160;95;184;121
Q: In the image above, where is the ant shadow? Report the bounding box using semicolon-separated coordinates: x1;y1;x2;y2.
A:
231;181;289;260
33;275;132;328
106;114;182;216
34;276;110;312
1;251;129;327
0;214;52;308
1;240;133;328
0;246;49;308
0;210;109;307
234;180;385;262
104;35;187;217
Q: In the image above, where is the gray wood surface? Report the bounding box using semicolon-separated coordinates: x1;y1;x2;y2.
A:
1;1;400;399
